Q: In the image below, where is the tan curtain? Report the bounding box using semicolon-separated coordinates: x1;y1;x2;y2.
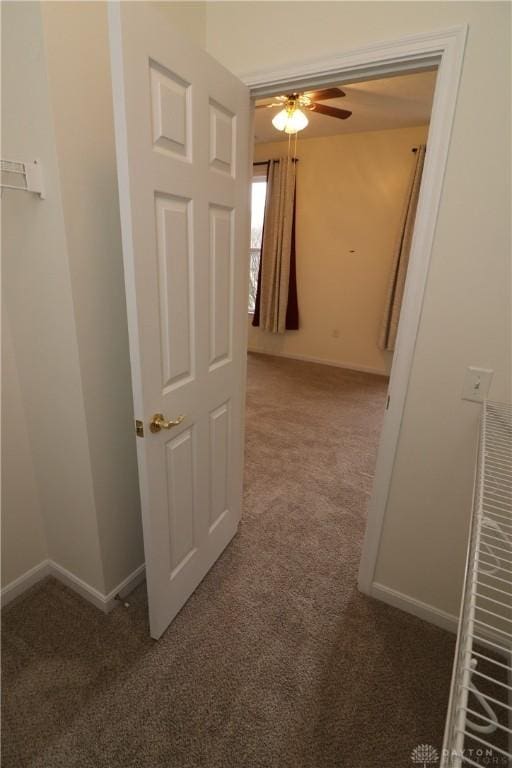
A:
379;145;426;351
257;157;297;334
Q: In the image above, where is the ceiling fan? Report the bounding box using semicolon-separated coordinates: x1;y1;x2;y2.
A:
256;87;352;134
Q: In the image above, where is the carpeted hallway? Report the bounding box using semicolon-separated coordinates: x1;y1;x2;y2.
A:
1;353;455;768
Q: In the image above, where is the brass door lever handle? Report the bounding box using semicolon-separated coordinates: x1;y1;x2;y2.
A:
150;413;185;433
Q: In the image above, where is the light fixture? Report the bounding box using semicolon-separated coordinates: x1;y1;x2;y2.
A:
272;104;309;134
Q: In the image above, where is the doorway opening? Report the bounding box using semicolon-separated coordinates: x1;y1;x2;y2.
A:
241;24;468;612
244;66;438;600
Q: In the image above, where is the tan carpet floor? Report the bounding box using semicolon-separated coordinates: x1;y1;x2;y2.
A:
1;353;455;768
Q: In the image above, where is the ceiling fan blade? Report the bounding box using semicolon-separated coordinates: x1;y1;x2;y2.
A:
311;103;352;120
255;102;280;109
305;87;346;101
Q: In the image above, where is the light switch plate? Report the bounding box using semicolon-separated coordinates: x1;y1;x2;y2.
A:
462;367;494;403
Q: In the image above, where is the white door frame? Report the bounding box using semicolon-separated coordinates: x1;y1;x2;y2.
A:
240;25;468;594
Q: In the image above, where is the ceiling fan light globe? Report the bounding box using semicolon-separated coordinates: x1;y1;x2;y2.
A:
285;108;309;133
272;109;290;132
272;107;309;134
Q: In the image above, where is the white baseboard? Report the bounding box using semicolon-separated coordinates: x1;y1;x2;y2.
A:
49;560;112;612
370;582;459;634
1;560;146;613
104;563;146;609
1;560;51;608
247;347;389;377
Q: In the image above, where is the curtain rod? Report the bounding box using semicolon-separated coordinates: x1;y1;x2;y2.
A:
253;158;299;166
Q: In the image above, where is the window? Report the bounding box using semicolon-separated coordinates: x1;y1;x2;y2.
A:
248;179;267;313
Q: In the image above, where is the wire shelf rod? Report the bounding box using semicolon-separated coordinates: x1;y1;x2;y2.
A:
473;591;512;613
486;452;512;466
470;649;512;672
485;436;512;451
473;617;512;640
481;513;512;529
484;416;512;431
478;529;512;547
484;491;511;509
485;449;512;463
474;580;512;599
473;566;512;587
484;455;512;471
485;407;512;420
485;476;512;489
479;559;512;584
474;606;512;625
483;495;512;510
470;632;512;656
461;686;512;712
457;729;512;759
479;532;512;550
464;666;512;692
461;708;512;736
483;455;512;472
481;502;512;517
482;497;512;514
484;444;512;460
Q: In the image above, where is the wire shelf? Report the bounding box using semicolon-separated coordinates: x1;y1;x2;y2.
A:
441;401;512;768
0;158;44;198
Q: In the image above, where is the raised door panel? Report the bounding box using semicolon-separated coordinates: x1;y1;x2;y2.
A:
209;402;230;531
209;99;235;176
155;194;194;392
165;428;197;578
150;60;191;160
209;205;233;370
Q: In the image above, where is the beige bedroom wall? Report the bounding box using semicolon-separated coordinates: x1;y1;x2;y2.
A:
207;1;512;617
249;125;429;375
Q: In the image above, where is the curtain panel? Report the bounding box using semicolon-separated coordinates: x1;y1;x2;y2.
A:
379;144;426;352
252;157;299;333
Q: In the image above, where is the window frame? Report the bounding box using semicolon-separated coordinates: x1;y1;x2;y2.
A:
248;169;268;315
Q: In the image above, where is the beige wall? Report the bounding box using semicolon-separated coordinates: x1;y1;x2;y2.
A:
1;316;47;585
249;125;429;375
41;1;144;593
152;1;206;45
1;1;105;590
207;2;512;616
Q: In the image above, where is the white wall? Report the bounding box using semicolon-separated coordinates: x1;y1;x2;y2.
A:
41;1;144;593
1;0;105;591
207;1;512;617
249;125;429;375
152;0;206;45
1;315;47;585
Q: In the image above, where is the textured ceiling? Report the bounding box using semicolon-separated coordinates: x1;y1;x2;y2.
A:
253;69;437;144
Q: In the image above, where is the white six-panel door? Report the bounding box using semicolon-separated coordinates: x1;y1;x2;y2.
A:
109;3;250;638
